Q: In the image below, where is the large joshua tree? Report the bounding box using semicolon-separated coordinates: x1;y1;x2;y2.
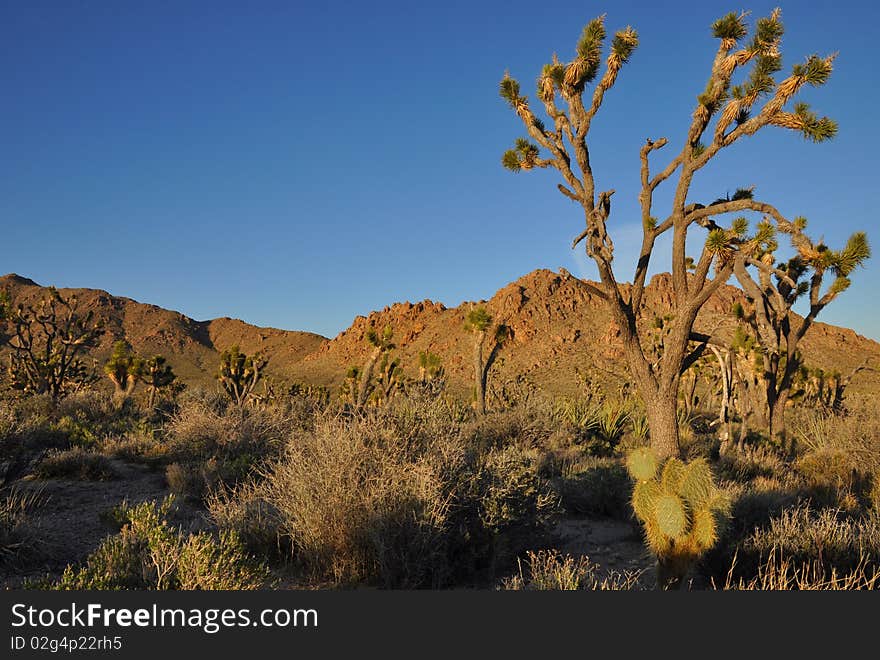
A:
500;9;838;459
732;220;870;444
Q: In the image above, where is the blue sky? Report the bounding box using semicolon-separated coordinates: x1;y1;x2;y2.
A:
2;1;878;340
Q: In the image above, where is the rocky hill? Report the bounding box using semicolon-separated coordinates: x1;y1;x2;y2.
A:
2;270;878;399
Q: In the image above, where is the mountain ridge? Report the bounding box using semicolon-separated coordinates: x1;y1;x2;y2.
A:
1;271;878;398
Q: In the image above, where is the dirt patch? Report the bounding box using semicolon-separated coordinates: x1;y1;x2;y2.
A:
551;516;655;582
1;459;204;588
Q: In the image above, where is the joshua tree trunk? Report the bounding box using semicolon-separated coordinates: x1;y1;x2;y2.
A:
708;345;733;454
473;330;486;415
110;374;137;408
644;390;680;461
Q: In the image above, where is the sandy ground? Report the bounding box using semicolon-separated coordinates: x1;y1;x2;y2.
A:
1;459;204;588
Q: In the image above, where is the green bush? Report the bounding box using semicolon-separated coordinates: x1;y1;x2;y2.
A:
40;496;268;590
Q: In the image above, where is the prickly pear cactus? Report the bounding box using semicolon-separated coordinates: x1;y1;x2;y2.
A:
625;447;730;588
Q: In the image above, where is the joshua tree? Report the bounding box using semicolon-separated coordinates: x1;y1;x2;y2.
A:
2;288;104;399
104;340;142;404
500;10;839;459
417;350;444;383
341;366;360;407
356;325;394;409
732;220;870;443
139;355;176;406
217;345;266;405
373;353;403;405
464;306;508;414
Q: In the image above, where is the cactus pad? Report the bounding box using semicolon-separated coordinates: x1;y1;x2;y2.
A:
626;446;657;481
655;493;688;538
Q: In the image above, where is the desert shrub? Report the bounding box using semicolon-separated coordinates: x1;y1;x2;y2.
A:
206;480;284;557
263;415;452;587
176;530;270;590
254;397;559;588
99;431;168;465
501;549;644;591
462;404;554;453
553;456;631;518
716;445;789;482
51;391;145;447
473;446;558;536
161;398;296;500
166;462;209;499
796;450;873;511
792;405;880;474
42;496;268;590
34;448;118;481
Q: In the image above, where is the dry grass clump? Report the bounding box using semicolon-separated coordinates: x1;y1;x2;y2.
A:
41;496;268;590
34;448;118;481
720;550;879;590
501;549;645;591
206;479;284;557
711;504;880;586
161;396;298;498
0;488;45;563
262;414;456;587
792;405;880;512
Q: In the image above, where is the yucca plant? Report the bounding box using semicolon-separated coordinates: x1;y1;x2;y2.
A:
626;447;730;589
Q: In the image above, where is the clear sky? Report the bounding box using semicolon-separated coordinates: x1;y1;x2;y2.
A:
2;1;878;340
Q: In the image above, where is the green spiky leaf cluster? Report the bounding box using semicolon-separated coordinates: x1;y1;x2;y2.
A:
626;449;730;562
711;12;748;42
610;26;639;63
499;74;522;108
793;54;833;87
833;232;871;277
750;11;784;54
464;306;493;333
730;217;749;237
502;137;541;172
793;102;837;142
572;16;606;86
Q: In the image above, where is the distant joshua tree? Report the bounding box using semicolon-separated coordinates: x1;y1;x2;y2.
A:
2;288;103;399
356;325;394;409
217;345;266;405
500;10;842;459
418;351;444;383
463;306;508;414
104;341;141;405
140;355;176;406
732;220;870;444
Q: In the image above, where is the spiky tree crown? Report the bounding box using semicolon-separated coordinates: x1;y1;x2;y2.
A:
464;306;493;333
104;340;141;381
141;355;175;388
